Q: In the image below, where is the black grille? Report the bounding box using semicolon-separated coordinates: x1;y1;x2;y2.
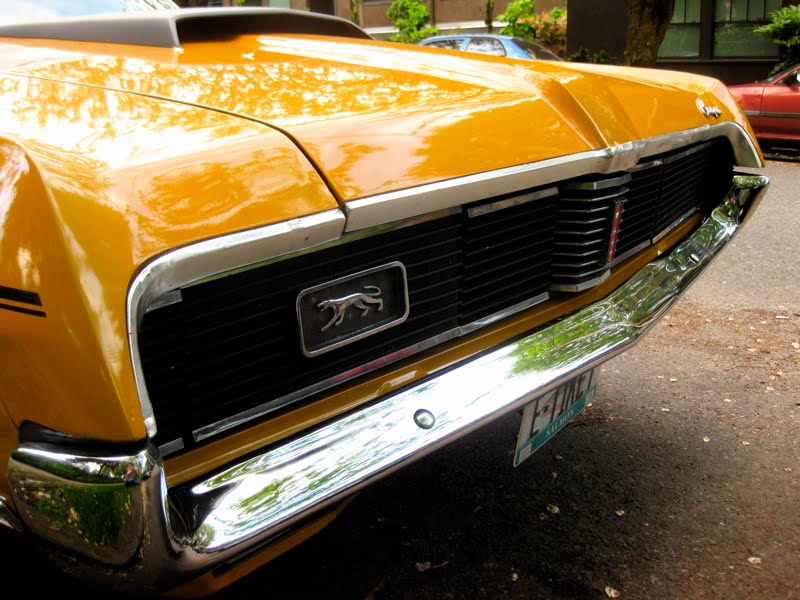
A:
141;190;559;447
549;139;733;289
626;139;730;252
552;176;630;287
139;139;734;450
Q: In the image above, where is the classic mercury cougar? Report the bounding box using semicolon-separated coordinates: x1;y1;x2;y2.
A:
0;0;769;596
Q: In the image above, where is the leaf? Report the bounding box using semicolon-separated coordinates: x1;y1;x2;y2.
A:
605;586;621;598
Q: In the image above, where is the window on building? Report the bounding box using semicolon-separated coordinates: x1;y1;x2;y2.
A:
713;0;780;56
659;0;702;57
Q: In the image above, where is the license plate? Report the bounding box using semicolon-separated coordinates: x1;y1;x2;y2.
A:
513;367;599;467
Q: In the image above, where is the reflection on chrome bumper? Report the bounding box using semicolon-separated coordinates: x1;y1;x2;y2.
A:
5;174;769;592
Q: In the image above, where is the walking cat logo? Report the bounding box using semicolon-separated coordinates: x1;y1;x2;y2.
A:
317;286;384;332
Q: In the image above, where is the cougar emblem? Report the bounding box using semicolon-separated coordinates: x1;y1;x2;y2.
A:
317;286;384;332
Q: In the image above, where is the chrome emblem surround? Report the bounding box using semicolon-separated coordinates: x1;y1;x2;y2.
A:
296;262;409;357
696;98;722;119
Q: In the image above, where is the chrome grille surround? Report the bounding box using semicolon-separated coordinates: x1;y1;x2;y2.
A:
128;123;761;450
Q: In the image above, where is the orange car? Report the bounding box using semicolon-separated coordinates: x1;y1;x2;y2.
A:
0;1;769;596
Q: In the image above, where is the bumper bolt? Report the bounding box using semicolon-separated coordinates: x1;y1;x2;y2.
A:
413;409;436;429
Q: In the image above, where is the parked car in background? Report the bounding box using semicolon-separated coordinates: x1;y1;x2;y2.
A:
729;64;800;147
418;33;563;61
0;0;769;597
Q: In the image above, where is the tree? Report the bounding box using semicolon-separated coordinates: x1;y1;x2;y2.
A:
351;0;364;24
497;3;566;56
387;0;438;44
498;0;538;40
484;0;495;33
623;0;675;66
754;5;800;75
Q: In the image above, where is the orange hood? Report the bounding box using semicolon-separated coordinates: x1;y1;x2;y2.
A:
0;33;747;201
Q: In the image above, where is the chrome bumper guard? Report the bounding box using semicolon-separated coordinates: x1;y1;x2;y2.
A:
6;174;769;592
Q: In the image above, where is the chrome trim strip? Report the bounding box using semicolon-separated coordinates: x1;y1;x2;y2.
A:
562;173;632;190
11;175;768;592
145;289;183;313
127;209;346;438
467;186;557;218
609;240;652;268
744;110;800;119
560;187;629;203
158;438;185;457
343;123;763;231
628;140;712;173
459;292;550;334
548;269;611;292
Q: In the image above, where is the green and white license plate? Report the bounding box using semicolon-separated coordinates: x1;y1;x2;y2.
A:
513;367;599;467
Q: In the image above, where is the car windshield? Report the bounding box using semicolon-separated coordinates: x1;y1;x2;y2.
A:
513;38;562;61
760;64;799;83
0;0;178;25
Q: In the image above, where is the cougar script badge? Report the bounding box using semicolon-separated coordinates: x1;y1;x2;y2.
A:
296;262;409;357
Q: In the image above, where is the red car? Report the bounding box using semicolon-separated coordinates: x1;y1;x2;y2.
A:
729;64;800;147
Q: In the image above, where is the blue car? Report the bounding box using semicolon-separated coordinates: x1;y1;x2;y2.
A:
418;33;562;61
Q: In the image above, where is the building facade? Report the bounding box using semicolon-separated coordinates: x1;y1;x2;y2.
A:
568;0;787;85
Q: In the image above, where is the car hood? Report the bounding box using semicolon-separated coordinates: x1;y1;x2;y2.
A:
0;30;758;441
0;33;746;202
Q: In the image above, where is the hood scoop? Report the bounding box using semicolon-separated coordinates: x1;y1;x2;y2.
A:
0;7;371;48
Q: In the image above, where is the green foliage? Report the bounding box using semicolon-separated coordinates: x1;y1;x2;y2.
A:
590;49;617;64
534;7;567;56
387;0;438;44
567;46;589;62
754;5;800;75
497;0;538;40
351;0;363;24
567;46;618;64
497;2;567;56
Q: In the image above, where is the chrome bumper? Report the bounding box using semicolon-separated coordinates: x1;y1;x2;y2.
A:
5;174;769;593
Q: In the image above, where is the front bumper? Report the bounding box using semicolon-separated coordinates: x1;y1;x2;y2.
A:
5;174;769;593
